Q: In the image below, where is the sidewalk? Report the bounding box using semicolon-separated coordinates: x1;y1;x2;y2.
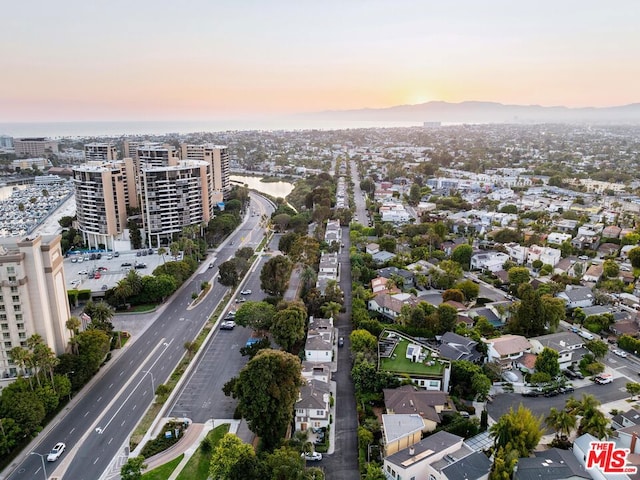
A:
141;420;241;480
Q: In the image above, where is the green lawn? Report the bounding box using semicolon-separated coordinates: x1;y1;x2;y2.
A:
380;338;445;375
142;454;183;480
175;424;230;480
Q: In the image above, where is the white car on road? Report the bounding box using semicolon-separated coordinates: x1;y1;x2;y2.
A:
301;451;322;461
47;442;65;461
613;349;628;358
240;289;252;295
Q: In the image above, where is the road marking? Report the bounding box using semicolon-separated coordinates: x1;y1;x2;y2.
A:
109;383;113;389
108;437;113;445
84;411;89;417
121;420;126;426
70;427;75;434
97;396;102;402
132;404;137;410
94;457;100;464
120;371;124;376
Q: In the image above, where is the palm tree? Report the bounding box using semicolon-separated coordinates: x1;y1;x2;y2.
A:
545;407;577;439
565;394;608;439
157;247;167;265
321;301;341;320
66;316;81;338
8;346;32;389
84;301;115;333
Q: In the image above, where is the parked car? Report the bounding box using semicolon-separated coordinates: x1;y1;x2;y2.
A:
240;289;252;295
521;390;540;397
101;284;108;291
209;262;214;269
558;386;574;394
594;374;613;385
121;262;132;267
301;452;322;461
113;251;120;257
338;337;344;347
47;442;66;462
613;349;628;358
220;320;236;330
235;297;246;303
78;270;88;275
544;390;559;397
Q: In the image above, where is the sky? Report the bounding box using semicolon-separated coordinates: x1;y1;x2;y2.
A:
1;0;639;122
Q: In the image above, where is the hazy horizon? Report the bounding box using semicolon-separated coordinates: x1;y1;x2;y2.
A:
2;0;639;123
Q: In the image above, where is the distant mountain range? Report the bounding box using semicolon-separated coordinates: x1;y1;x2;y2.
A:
309;101;640;124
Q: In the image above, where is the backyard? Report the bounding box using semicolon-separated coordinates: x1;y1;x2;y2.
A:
379;336;446;376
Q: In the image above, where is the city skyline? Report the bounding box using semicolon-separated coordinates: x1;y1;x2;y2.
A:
2;0;639;122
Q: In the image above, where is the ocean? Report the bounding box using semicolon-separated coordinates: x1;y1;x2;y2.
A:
0;118;422;138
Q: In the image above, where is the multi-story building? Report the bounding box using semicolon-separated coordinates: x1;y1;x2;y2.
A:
72;160;136;250
140;160;214;246
180;143;231;201
0;136;13;148
84;143;118;162
0;235;71;387
137;144;179;170
14;137;59;157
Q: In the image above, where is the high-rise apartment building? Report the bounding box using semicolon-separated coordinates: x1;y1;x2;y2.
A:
14;138;59;157
0;235;71;387
140;160;214;246
72;160;136;250
84;142;118;162
180;144;231;202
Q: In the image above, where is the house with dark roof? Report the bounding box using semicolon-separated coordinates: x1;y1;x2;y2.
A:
372;250;396;265
529;331;585;369
383;432;464;480
557;286;594;309
304;317;334;362
612;408;640;430
439;332;482;363
383;385;455;433
514;448;591;480
441;451;491;480
294;378;330;431
377;266;415;287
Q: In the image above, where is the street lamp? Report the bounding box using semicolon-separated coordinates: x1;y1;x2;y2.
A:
142;370;155;396
29;452;47;480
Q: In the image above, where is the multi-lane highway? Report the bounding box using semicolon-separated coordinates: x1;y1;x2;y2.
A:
6;193;274;480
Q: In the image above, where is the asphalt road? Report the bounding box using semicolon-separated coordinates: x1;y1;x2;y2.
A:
5;194;273;480
168;253;273;423
487;377;631;431
350;159;369;225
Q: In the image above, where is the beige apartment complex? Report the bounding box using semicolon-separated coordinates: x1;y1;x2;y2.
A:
180;143;231;202
72;161;136;250
14;137;59;157
0;235;71;388
140;160;214;246
73;142;230;248
84;142;118;162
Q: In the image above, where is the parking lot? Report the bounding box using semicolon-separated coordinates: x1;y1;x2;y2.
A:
65;249;165;293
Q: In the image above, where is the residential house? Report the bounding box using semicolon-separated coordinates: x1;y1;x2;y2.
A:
381;414;424;456
295;378;331;431
504;243;528;264
440;452;492;480
602;225;622;239
372;250;397;265
612;409;640;430
301;362;331;383
557;286;594;309
369;293;419;321
555;219;578;233
527;244;561;267
483;335;532;369
371;277;401;295
547;232;573;245
383;432;486;480
304;317;334;362
384;385;455;433
529;332;585;369
377;266;416;288
514;448;591;480
582;263;603;283
597;242;619;258
366;242;380;255
379;330;452;391
470;251;510;272
439;332;482;363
